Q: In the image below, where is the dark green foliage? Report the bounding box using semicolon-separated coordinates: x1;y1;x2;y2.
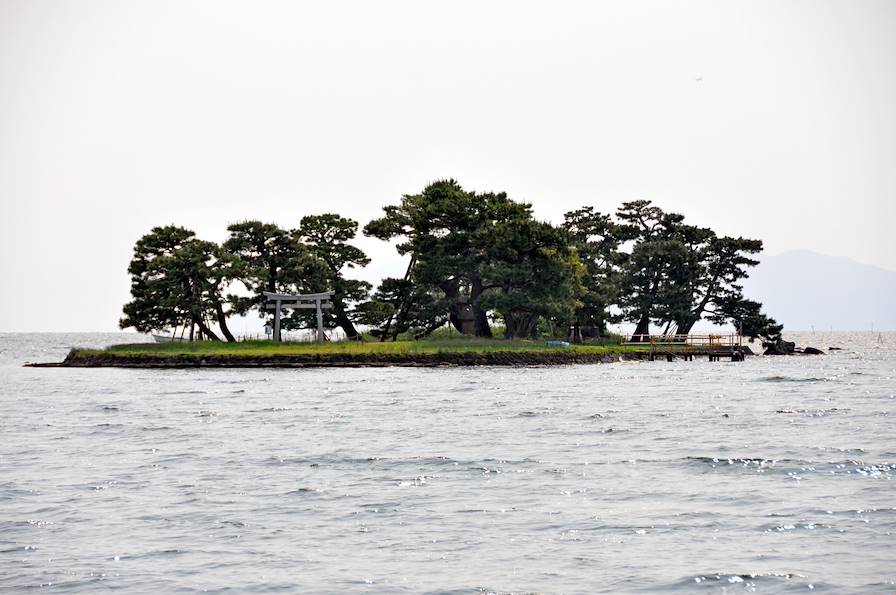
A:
366;180;504;336
121;184;782;344
563;207;636;338
223;221;327;317
360;277;449;339
121;226;236;341
364;180;582;339
615;201;695;339
612;200;775;340
683;235;764;333
296;214;372;339
479;218;583;339
720;297;783;343
220;217;372;339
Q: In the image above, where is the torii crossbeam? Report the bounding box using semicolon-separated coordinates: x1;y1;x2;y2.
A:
263;291;334;342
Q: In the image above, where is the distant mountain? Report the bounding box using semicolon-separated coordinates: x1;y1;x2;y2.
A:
742;250;896;331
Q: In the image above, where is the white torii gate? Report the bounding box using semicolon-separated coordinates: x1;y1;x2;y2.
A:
263;291;334;342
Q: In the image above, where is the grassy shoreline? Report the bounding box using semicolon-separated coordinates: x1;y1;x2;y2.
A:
39;338;686;368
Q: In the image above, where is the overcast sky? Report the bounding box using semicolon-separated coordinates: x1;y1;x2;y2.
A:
1;0;894;332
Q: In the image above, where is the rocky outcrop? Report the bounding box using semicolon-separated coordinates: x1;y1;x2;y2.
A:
762;339;826;355
763;339;796;355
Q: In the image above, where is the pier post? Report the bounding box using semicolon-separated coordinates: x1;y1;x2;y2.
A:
273;299;282;342
315;298;325;343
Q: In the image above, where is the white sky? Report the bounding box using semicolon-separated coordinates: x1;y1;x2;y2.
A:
1;0;894;332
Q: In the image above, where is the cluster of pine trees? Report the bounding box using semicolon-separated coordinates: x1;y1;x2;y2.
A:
121;179;782;343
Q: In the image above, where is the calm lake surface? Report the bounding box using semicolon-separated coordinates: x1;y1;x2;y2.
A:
1;332;894;593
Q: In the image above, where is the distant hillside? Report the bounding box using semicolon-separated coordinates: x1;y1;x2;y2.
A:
742;250;896;331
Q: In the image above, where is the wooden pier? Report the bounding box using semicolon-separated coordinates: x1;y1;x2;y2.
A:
622;334;748;362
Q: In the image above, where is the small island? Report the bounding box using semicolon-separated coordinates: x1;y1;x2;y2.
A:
36;180;791;368
33;334;759;368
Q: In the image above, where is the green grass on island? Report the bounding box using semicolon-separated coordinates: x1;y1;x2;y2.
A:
68;333;682;361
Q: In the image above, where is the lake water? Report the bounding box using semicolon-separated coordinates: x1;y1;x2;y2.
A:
1;332;894;593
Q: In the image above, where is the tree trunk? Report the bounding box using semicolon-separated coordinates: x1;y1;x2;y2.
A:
440;279;478;335
449;303;477;335
437;277;492;337
675;318;697;336
504;312;539;339
389;286;415;342
525;315;540;339
503;314;516;339
470;277;492;337
267;263;277;293
382;255;416;342
473;305;492;338
412;317;446;340
629;315;651;342
334;301;361;340
215;302;236;342
194;315;221;341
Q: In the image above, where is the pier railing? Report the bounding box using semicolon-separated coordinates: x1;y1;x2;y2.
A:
622;334;744;347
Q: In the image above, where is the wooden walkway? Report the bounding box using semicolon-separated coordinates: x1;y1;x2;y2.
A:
622;334;748;362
